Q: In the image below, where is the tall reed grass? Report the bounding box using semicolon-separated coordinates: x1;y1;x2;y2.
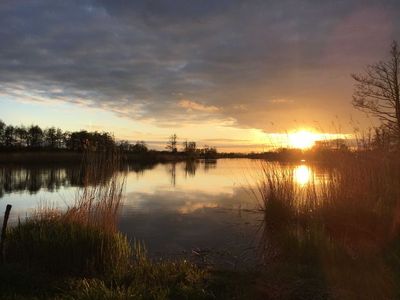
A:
4;151;131;277
254;152;400;299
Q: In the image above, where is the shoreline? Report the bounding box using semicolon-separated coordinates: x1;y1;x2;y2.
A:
0;151;199;164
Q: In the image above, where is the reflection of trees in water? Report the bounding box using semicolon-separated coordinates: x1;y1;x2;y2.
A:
164;160;216;186
165;161;198;187
183;160;198;177
203;159;217;172
166;162;176;186
0;166;71;195
0;162;156;198
127;162;157;177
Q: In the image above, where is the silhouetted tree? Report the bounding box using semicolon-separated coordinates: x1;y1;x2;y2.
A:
166;134;178;153
44;127;59;149
182;140;188;152
97;132;115;151
118;140;130;152
130;141;148;153
63;131;72;149
66;130;115;152
27;125;44;148
14;126;28;148
352;41;400;144
66;130;89;151
199;145;217;159
55;128;65;148
118;140;148;153
4;125;15;148
183;140;196;156
0;120;6;147
188;141;196;152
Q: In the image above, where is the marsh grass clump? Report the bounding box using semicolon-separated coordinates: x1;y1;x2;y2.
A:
4;151;131;278
4;216;132;277
254;153;400;299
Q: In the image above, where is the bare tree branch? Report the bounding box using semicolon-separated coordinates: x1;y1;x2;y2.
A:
352;40;400;143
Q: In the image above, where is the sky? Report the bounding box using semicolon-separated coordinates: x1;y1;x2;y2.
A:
1;0;400;152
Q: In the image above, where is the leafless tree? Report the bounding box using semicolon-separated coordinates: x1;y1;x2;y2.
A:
352;41;400;142
182;140;196;153
166;134;178;153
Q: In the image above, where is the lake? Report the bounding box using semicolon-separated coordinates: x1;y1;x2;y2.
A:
0;158;325;268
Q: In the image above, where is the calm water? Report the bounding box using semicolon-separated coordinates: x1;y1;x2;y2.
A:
0;159;324;267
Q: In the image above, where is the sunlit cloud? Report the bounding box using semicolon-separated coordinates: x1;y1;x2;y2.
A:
269;98;294;104
178;99;219;113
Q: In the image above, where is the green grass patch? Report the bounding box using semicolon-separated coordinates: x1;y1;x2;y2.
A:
5;217;132;278
0;214;256;299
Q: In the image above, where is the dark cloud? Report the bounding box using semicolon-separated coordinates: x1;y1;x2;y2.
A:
0;0;399;131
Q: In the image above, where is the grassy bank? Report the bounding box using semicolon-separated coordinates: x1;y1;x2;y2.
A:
0;213;257;299
1;220;211;299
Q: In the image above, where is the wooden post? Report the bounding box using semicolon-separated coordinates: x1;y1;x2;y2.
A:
0;204;12;264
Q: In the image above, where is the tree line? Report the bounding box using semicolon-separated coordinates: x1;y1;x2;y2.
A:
0;120;148;153
0;121;218;158
165;134;217;159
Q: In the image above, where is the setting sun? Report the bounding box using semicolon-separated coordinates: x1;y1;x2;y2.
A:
288;130;318;149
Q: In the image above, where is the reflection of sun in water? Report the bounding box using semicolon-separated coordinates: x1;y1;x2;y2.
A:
288;130;318;149
294;165;312;186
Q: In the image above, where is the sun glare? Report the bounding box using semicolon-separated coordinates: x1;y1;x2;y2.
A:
293;165;312;186
288;130;318;149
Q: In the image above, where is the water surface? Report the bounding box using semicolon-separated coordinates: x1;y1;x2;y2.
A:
0;159;323;267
